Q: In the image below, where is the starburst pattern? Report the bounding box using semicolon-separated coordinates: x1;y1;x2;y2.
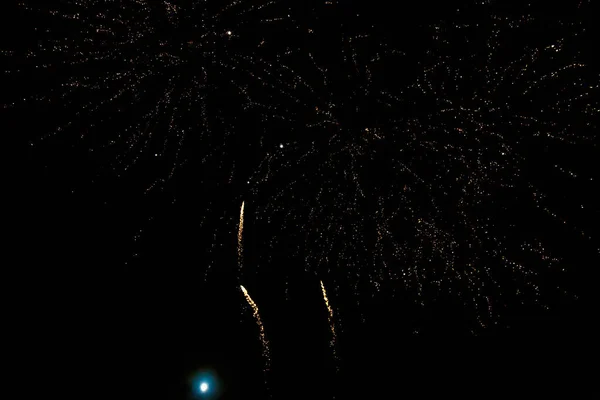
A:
8;1;598;340
8;0;294;191
246;7;598;329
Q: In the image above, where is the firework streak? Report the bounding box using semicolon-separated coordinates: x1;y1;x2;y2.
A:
238;201;245;275
241;285;270;371
320;280;339;370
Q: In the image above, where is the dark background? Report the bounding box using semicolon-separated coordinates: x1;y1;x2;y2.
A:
9;1;598;399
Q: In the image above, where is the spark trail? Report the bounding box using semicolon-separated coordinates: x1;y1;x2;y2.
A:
240;285;270;373
247;7;598;331
238;201;245;276
9;0;295;192
320;280;339;370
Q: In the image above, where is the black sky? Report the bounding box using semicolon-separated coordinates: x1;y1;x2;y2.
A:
12;1;598;399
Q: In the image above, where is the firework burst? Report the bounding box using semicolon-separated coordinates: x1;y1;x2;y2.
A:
8;0;295;190
9;1;597;339
246;7;598;330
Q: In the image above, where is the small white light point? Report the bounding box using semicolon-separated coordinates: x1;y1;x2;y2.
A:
226;30;232;36
279;144;284;149
200;382;208;393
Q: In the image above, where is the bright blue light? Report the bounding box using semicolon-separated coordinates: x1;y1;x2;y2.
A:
190;370;219;398
200;382;208;393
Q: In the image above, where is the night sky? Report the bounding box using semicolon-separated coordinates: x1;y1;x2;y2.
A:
9;1;598;399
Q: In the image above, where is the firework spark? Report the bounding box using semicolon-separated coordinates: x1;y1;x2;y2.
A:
240;285;270;372
10;0;293;191
320;280;339;370
247;8;598;331
10;0;597;340
238;201;245;276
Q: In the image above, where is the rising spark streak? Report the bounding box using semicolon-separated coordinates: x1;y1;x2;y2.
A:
240;285;270;371
320;280;339;370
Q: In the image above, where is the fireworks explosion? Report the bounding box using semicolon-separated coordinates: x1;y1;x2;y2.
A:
9;0;295;191
9;0;599;395
247;3;598;333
